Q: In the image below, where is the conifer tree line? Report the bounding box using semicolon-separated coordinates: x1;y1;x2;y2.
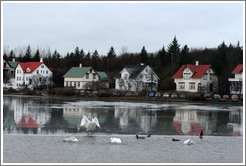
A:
3;37;243;94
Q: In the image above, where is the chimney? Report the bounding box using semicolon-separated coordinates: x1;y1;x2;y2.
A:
40;58;43;62
13;58;15;62
195;61;199;66
79;63;82;68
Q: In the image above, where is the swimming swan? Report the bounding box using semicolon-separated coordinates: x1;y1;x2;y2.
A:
62;136;78;142
110;138;122;144
183;138;195;145
80;115;101;134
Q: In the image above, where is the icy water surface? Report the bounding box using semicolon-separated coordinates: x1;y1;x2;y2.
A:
2;95;244;163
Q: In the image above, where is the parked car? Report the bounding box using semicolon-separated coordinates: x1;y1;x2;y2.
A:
155;92;161;97
163;93;169;98
231;95;238;101
149;92;155;97
4;83;14;89
171;93;178;98
213;94;221;100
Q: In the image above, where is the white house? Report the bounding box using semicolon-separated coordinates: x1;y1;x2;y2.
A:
63;64;109;90
14;58;53;89
172;61;218;93
228;64;243;94
115;64;159;92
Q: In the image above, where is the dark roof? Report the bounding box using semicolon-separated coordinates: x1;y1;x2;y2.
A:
125;65;147;79
97;71;108;80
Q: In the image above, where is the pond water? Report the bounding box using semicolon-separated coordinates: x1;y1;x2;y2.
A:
2;95;244;164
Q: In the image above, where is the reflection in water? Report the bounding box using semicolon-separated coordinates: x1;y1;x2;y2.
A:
3;95;243;136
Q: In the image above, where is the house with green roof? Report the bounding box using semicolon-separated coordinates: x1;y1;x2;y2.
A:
63;64;109;89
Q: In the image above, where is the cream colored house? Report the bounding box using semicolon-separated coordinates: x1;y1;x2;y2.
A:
63;64;108;89
172;61;218;93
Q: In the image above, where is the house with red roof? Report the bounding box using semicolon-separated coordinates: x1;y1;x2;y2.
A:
172;61;218;93
228;64;243;94
14;58;53;89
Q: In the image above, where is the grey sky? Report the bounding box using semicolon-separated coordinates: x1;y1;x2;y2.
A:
2;1;244;56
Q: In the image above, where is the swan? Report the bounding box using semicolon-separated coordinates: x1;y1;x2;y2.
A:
172;138;180;141
183;138;195;145
62;136;78;142
80;115;101;135
110;138;121;144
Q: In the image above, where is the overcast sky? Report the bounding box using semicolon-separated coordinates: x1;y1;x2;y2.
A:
2;1;244;56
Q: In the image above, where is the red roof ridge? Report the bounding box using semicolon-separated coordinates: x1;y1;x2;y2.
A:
232;64;243;74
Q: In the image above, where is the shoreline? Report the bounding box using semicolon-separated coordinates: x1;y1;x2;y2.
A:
3;93;243;105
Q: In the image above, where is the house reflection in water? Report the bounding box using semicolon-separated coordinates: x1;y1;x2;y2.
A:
227;108;242;136
5;97;51;134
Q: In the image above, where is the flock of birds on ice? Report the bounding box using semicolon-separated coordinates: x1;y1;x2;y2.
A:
62;114;204;145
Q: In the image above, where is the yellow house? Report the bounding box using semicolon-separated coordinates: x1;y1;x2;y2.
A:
63;64;108;89
172;61;218;93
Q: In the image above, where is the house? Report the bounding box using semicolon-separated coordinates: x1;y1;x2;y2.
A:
115;64;159;92
14;58;53;89
228;64;243;94
63;64;109;90
172;61;218;93
3;58;12;83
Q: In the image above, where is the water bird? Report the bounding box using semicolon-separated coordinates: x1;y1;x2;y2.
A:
80;114;101;135
147;134;151;137
110;138;122;144
183;138;195;145
172;138;180;141
62;136;78;142
200;130;203;138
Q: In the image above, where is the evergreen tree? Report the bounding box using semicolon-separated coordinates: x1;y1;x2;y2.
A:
140;46;148;64
33;49;41;62
23;45;32;62
92;50;99;69
167;36;180;68
52;50;60;60
179;45;190;66
9;50;15;59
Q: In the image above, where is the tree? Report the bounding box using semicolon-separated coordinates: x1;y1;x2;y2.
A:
179;45;190;66
23;45;32;62
140;46;148;64
167;36;180;68
91;50;99;69
33;49;40;62
107;46;117;71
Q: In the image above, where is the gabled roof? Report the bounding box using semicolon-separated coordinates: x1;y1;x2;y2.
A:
125;65;147;79
232;64;243;74
97;71;108;80
18;62;49;73
63;67;92;77
17;115;39;128
8;61;19;68
172;64;212;79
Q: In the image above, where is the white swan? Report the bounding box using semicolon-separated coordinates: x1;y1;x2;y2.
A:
110;138;121;144
80;115;101;134
62;136;78;142
183;138;195;145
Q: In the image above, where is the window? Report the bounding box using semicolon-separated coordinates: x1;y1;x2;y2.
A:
203;73;207;80
198;83;202;91
210;74;214;80
179;82;185;89
41;65;44;68
189;82;195;90
78;82;80;87
70;82;72;87
26;77;28;81
74;82;76;87
66;82;68;87
46;70;48;74
11;71;14;76
184;73;191;80
86;73;89;79
93;73;96;79
37;70;39;74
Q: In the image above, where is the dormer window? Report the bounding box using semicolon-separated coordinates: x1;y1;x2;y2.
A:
41;65;44;68
26;68;31;72
184;73;191;80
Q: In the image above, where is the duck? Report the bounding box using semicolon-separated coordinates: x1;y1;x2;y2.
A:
172;138;180;141
110;137;122;144
136;135;145;139
183;138;195;145
80;114;101;135
62;136;78;142
200;130;203;138
147;134;151;137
